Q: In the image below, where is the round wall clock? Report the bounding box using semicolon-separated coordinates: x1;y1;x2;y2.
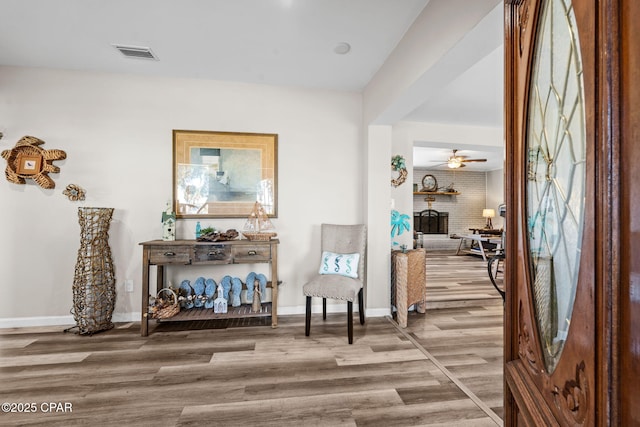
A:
421;174;438;192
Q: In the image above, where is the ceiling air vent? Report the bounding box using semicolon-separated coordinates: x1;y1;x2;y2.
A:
113;45;158;60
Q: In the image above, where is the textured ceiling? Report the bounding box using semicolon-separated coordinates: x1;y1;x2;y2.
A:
0;0;428;91
0;0;504;170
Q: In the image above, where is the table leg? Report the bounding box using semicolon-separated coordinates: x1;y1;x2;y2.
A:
271;242;278;328
141;251;150;337
156;265;164;294
395;255;408;328
478;241;487;261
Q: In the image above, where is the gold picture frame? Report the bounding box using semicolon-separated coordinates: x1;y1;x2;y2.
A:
16;154;43;175
173;130;278;218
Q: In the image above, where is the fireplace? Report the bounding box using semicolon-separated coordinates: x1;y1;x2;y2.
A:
414;209;449;234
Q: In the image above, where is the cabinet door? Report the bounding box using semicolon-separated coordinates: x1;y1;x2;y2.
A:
504;0;597;424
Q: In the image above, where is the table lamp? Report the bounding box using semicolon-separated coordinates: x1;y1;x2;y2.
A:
483;208;495;229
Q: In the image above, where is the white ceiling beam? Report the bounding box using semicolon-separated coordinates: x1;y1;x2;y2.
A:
363;0;502;125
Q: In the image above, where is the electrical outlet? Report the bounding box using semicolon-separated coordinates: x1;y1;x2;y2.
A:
125;279;134;293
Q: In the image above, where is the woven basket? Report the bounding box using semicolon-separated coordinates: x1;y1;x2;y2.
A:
149;288;180;319
242;232;277;241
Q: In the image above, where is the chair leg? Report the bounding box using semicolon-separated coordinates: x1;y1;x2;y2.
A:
348;301;353;344
487;255;506;302
305;296;311;336
358;288;365;325
322;298;327;320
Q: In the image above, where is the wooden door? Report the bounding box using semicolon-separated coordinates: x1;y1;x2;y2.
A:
504;0;639;425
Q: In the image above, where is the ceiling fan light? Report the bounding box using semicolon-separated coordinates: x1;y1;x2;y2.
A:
447;158;461;168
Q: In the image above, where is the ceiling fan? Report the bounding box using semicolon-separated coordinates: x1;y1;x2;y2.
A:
432;149;488;169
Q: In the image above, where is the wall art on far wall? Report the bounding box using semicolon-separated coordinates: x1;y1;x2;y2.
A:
173;130;278;219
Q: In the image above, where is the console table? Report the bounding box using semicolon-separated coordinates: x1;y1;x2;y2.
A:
139;239;279;336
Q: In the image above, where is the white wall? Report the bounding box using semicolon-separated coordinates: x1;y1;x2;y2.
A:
0;66;368;326
390;126;414;250
486;168;505;230
365;125;392;314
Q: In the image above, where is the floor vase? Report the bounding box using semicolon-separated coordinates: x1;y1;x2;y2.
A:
71;207;116;334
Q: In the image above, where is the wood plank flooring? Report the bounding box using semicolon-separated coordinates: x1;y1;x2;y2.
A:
0;250;503;426
425;250;503;307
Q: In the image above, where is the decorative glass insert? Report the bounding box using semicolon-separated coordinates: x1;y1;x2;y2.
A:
525;0;586;374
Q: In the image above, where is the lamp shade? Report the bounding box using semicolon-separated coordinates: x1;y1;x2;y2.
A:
482;209;496;218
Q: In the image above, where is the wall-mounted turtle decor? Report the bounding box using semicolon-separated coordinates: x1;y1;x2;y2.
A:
1;136;66;189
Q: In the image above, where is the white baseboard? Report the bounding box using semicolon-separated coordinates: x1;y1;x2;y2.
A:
366;307;392;317
0;315;75;329
0;307;390;329
0;312;141;329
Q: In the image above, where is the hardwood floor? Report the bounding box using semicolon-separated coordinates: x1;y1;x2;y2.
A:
425;250;503;307
0;251;503;426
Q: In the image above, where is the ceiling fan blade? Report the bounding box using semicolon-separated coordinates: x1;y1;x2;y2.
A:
460;158;487;163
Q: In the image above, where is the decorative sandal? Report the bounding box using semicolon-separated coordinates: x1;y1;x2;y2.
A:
204;278;216;309
179;280;194;309
221;275;232;301
193;277;206;308
230;277;243;307
245;272;257;302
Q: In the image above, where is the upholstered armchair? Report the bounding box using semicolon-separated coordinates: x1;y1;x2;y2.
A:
303;224;366;344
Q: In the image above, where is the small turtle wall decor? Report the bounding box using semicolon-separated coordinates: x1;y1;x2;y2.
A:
1;136;66;189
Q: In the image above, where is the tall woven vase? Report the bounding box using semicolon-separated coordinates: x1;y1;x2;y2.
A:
71;207;116;335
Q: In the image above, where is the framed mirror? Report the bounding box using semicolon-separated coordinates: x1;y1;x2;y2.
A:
173;130;278;218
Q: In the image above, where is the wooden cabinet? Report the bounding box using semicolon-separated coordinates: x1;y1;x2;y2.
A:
139;239;279;336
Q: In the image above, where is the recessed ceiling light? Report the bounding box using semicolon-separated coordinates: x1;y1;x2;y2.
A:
333;42;351;55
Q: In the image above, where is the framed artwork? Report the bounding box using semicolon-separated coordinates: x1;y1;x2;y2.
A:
16;154;42;175
172;130;278;218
